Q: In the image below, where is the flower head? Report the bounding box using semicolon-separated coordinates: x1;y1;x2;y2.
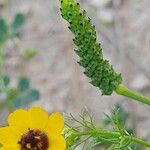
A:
0;107;66;150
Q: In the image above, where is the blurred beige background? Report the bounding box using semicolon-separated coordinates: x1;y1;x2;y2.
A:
0;0;150;140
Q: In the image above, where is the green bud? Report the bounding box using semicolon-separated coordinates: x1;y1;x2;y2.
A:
60;0;122;95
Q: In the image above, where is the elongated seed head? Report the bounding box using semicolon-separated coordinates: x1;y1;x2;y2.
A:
60;0;122;95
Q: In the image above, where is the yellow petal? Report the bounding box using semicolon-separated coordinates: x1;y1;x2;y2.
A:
0;147;19;150
49;135;66;150
28;107;49;130
8;109;29;136
0;127;19;148
45;112;64;136
1;107;66;150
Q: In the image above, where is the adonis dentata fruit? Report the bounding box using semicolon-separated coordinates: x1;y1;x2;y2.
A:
60;0;122;95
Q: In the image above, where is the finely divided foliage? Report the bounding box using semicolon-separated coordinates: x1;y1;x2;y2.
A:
60;0;122;95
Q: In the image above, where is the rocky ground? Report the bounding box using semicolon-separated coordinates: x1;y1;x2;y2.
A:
0;0;150;144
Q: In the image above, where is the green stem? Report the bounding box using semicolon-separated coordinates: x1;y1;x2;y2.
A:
130;136;150;147
75;130;120;138
74;130;150;147
116;84;150;105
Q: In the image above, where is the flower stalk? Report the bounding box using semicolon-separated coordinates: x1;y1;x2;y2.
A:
116;84;150;105
73;130;150;148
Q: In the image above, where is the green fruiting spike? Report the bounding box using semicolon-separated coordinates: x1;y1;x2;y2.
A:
60;0;122;95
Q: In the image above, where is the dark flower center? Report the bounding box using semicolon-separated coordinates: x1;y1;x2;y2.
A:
18;129;49;150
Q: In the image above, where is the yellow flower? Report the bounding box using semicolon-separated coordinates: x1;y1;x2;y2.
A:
0;107;66;150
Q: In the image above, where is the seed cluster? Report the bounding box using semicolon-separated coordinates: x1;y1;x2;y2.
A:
18;129;49;150
60;0;122;95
